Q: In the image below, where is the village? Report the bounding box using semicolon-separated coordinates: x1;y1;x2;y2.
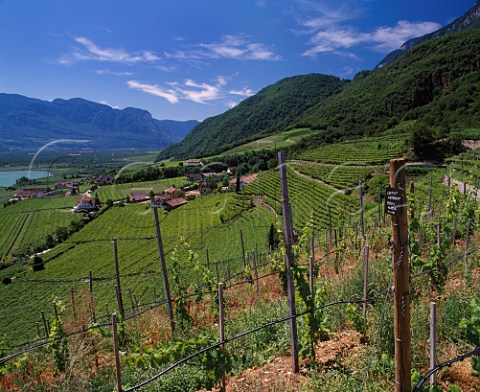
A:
5;158;259;215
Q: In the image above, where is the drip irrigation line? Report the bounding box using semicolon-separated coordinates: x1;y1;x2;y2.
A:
412;244;480;280
413;346;480;391
123;295;378;391
0;320;111;366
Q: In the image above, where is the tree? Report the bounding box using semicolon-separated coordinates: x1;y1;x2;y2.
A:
32;255;45;272
45;234;55;248
15;176;29;186
235;173;241;193
268;223;280;250
412;123;436;161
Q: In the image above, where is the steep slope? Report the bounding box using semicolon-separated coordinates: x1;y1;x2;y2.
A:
0;94;197;151
298;29;480;138
377;1;480;68
156;74;346;160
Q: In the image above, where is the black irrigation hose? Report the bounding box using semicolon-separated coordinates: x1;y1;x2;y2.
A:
413;346;480;391
0;320;111;365
123;296;375;391
412;244;480;280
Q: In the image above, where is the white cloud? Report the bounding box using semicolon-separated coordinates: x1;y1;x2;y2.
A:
229;87;255;97
303;20;441;57
127;80;179;104
94;69;134;77
166;34;282;62
128;77;255;105
58;36;160;65
180;79;223;103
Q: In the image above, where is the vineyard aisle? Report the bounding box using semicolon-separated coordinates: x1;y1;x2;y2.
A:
288;164;346;194
442;176;480;198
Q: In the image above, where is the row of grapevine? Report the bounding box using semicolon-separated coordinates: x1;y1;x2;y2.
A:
243;169;374;231
289;161;379;190
294;136;409;164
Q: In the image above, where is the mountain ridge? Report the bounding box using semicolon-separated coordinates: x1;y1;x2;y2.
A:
156;74;346;160
0;93;198;152
376;1;480;68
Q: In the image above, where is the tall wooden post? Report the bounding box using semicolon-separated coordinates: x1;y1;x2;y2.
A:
409;181;415;222
378;184;382;225
218;283;226;391
359;181;365;240
240;229;246;267
430;302;437;388
465;218;471;274
278;151;299;373
389;158;411;392
113;239;125;319
428;176;433;216
152;206;175;334
89;269;96;323
363;246;369;318
112;313;123;392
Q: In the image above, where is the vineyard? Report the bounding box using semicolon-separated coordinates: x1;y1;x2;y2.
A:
294;134;410;165
289;161;380;190
243;167;376;232
3;144;480;390
0;193;275;347
0;195;82;261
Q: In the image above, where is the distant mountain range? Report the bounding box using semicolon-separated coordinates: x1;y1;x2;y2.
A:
0;94;198;152
376;1;480;68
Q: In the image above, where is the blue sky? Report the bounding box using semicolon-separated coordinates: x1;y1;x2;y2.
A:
0;0;475;122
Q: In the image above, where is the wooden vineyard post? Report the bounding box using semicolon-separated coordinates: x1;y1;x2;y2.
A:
112;313;123;392
430;302;437;388
278;151;299;373
378;184;382;225
52;300;59;321
465;218;471;274
240;229;246;268
309;255;314;299
152;206;175;334
206;248;210;270
252;251;259;293
428;176;433;215
71;287;76;320
387;158;411;392
112;239;125;319
363;246;369;318
409;181;414;222
89;270;96;323
359;181;365;240
218;283;226;391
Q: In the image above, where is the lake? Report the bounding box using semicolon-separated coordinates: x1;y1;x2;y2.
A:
0;170;50;187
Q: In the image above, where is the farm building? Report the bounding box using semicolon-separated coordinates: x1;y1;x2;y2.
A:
229;173;258;190
73;196;97;213
130;191;148;203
